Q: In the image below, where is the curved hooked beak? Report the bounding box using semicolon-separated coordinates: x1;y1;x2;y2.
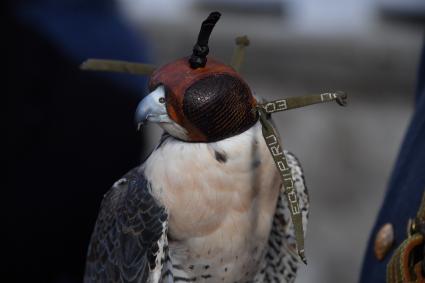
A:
135;86;170;130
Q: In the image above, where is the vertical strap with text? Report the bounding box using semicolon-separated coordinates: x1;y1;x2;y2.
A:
257;108;306;264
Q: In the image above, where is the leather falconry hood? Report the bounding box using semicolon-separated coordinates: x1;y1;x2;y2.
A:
149;12;258;142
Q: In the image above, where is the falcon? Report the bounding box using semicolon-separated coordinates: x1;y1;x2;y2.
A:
83;12;310;283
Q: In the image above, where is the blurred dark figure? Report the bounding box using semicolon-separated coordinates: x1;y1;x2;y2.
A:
6;1;150;282
360;42;425;282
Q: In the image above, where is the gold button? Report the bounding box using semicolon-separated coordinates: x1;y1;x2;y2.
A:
374;223;394;261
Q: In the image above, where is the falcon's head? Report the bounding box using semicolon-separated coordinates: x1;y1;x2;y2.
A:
135;12;258;142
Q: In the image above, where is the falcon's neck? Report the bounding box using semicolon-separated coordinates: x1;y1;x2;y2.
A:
143;121;267;183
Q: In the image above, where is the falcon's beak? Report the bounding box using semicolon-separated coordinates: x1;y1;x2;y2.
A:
135;86;169;130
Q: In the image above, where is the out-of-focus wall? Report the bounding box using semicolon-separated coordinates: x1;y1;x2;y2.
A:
118;1;424;282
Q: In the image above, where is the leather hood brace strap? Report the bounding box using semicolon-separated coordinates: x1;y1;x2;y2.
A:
255;91;348;264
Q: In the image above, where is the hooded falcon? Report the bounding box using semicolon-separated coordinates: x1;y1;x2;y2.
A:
84;12;310;283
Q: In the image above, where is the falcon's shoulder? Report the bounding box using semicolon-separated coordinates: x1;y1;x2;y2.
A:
255;151;309;283
84;168;169;283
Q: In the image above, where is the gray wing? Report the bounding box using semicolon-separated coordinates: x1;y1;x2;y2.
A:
255;151;309;283
84;168;169;283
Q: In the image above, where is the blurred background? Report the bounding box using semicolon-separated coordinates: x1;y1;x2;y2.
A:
7;0;424;282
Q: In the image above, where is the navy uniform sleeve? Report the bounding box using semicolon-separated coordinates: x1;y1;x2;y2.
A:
359;43;425;283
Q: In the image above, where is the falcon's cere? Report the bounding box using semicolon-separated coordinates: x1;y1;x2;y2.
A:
84;12;311;283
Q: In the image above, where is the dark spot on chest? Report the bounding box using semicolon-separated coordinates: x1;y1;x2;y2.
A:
251;159;261;169
214;150;227;163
